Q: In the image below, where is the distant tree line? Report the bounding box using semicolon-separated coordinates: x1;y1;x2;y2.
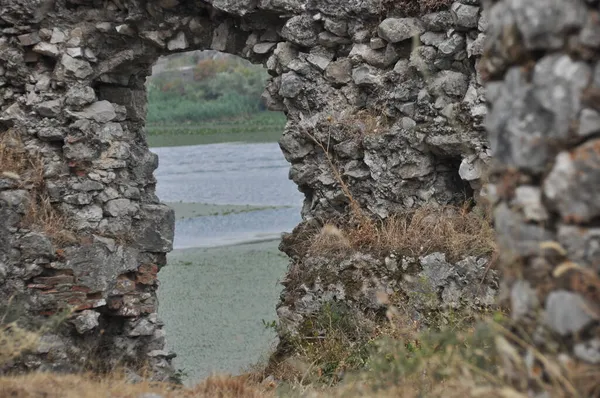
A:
147;53;270;125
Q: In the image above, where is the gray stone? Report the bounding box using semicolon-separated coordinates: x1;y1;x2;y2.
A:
578;108;600;137
369;37;386;49
579;12;600;48
73;204;104;224
306;54;330;71
325;59;352;84
253;42;276;54
544;142;600;222
574;339;600;364
36;100;62;117
399;117;416;129
422;11;454;31
50;28;66;44
378;18;425;43
133;204;175;252
273;42;298;70
429;70;469;98
61;55;93;79
545;291;597;336
34;74;51;91
0;190;29;214
467;32;485;57
140;31;165;47
317;32;352;48
511;280;538;321
19;232;54;259
486;55;590;173
352;65;381;86
71;101;116;123
37;334;66;354
73;310;100;334
324;19;347;37
64;142;99;161
281;15;319;47
66;47;84;58
147;350;176;359
489;0;586;50
410;45;437;75
211;0;257;15
66;86;96;107
211;22;229;51
126;318;156;336
39;127;65;142
32;42;59;57
279;72;304;98
458;156;484;181
349;43;399;68
419;32;445;47
512;186;548;222
115;24;135;36
437;33;465;55
167;31;188;51
494;203;555;257
105;198;139;217
450;2;480;29
98;122;125;143
18;32;41;46
0;262;6;284
557;225;600;267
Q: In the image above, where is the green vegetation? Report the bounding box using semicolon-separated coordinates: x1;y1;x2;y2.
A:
146;53;286;146
147;112;287;146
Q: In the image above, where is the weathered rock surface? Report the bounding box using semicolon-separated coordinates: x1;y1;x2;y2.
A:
485;0;600;391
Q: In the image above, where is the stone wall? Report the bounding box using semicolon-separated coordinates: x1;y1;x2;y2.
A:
0;0;491;379
484;0;600;391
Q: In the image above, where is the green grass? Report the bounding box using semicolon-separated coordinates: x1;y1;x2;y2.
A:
146;112;287;147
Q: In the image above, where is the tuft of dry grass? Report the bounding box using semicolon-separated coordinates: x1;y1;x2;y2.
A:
310;204;496;262
332;109;391;137
21;192;77;246
0;322;40;367
0;129;75;245
0;129;38;181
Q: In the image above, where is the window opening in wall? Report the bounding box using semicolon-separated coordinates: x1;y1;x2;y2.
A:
147;50;302;385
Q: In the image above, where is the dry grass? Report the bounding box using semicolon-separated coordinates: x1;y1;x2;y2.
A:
0;129;75;245
331;109;391;137
0;373;274;398
1;309;597;398
0;322;39;367
310;204;496;262
21;192;77;245
0;129;39;181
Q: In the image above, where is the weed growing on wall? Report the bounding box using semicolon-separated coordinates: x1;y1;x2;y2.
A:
0;129;75;245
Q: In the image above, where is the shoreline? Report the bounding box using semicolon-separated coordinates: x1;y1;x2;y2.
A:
165;201;290;220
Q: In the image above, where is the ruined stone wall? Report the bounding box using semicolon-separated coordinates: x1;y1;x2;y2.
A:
484;0;600;392
0;0;490;379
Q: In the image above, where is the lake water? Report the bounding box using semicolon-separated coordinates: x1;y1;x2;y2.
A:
152;141;303;384
152;142;302;249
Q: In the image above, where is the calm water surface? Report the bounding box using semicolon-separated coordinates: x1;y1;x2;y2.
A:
153;141;302;384
152;142;302;249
